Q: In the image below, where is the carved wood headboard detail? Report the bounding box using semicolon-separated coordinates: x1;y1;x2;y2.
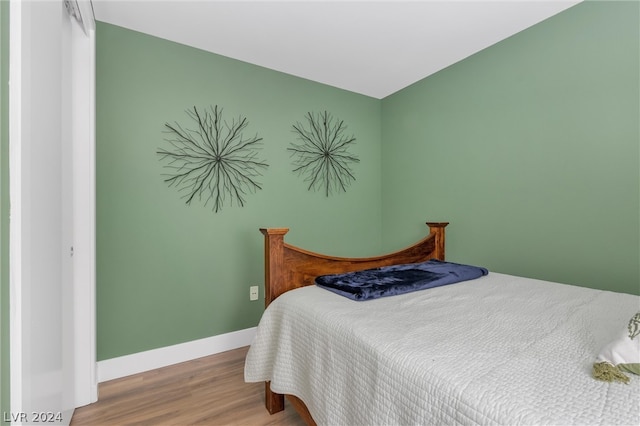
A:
260;222;448;307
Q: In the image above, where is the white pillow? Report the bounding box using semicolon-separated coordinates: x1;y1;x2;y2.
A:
593;312;640;384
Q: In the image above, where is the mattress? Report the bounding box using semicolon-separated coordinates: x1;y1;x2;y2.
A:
244;272;640;425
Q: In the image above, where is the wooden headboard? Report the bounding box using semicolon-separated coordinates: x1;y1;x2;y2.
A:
259;222;448;307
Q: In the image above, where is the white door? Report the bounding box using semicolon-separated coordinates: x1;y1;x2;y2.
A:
9;1;96;424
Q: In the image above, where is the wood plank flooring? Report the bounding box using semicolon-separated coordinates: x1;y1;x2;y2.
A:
71;346;306;426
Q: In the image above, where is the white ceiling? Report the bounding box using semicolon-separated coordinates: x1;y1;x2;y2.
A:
91;0;582;99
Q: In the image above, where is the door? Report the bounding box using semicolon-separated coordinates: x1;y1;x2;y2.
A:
9;1;96;424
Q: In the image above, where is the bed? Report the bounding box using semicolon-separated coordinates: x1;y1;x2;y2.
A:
244;222;640;425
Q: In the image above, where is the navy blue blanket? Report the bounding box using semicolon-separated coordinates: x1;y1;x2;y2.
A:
315;259;488;301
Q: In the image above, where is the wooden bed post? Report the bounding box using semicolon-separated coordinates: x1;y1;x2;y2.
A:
259;228;288;414
264;382;284;414
426;222;448;260
260;228;289;307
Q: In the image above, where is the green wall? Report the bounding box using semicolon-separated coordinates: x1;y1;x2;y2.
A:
0;0;9;422
380;1;640;295
96;23;383;360
98;1;640;361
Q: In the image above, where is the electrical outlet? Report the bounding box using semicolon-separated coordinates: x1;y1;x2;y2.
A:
250;285;259;301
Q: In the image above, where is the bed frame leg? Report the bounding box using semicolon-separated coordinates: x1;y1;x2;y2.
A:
265;382;285;414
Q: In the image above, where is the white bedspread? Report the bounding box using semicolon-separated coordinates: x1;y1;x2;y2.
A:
244;272;640;425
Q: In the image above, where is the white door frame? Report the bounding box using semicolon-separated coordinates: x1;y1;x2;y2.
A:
9;0;25;415
70;0;97;406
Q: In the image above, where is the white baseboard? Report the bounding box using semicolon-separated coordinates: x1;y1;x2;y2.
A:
97;327;257;382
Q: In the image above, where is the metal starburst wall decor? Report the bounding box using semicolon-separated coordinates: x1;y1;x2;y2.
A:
288;111;359;196
157;105;268;212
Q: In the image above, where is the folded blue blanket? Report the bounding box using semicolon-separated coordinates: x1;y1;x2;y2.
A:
315;259;488;301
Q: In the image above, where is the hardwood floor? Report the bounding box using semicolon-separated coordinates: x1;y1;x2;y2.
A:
71;346;306;425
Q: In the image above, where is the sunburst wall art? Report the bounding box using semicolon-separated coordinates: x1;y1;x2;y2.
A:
288;111;359;196
158;105;268;213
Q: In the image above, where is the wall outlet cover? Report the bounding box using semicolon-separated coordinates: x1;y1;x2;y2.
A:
250;286;259;301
